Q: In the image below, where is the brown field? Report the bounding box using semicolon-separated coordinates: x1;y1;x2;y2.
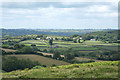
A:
6;54;70;67
1;48;17;52
37;51;64;57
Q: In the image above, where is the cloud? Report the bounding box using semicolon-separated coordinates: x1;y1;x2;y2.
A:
85;12;118;18
87;5;110;13
1;2;118;29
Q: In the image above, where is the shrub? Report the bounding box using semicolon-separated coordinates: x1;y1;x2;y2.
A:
52;64;56;67
43;49;47;52
42;65;47;67
64;53;75;60
31;44;36;46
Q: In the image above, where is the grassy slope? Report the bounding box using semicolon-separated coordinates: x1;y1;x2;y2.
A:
6;54;70;67
3;61;118;78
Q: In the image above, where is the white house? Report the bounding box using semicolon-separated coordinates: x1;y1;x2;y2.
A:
36;38;41;40
80;37;82;39
53;38;55;40
90;39;96;41
73;38;76;39
46;37;52;39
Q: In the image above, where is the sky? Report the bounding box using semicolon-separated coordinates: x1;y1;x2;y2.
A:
1;1;118;29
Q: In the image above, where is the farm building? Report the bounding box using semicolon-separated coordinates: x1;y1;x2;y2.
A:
90;39;96;41
80;37;82;39
36;38;41;40
46;37;52;39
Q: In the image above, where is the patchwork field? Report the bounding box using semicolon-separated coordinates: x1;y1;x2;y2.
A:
19;40;118;53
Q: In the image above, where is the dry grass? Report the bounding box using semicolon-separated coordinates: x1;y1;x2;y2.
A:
1;48;17;52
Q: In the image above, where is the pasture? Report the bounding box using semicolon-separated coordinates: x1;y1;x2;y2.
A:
6;54;70;67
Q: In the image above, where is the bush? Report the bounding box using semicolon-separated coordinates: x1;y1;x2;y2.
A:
52;64;56;67
43;49;47;52
42;65;47;67
53;52;61;59
31;44;36;46
64;53;75;60
14;44;25;49
20;46;36;54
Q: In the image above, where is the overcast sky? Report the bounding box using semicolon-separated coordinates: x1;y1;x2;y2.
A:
1;2;118;29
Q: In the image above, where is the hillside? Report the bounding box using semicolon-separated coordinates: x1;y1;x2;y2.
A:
1;29;113;37
82;30;119;43
6;54;70;67
3;61;118;78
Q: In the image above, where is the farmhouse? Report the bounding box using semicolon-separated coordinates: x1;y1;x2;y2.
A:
73;38;76;39
36;38;41;40
90;39;96;41
53;38;55;40
46;37;52;40
80;37;82;39
73;37;82;40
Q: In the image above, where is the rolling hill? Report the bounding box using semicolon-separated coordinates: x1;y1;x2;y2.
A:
1;29;114;37
3;61;118;78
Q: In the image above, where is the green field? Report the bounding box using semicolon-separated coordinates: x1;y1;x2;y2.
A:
19;40;118;53
6;54;70;67
3;61;118;78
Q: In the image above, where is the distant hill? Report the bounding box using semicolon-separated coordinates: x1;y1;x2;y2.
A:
81;30;119;43
1;29;114;37
3;61;118;78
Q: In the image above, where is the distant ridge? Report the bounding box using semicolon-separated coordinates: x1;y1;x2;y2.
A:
1;29;115;37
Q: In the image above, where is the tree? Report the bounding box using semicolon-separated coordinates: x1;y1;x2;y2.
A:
37;34;44;38
21;46;36;54
53;52;61;60
31;44;36;46
77;39;80;43
71;34;79;38
49;39;53;48
73;39;77;43
2;56;41;72
55;37;58;40
64;53;75;60
61;37;65;40
14;44;25;49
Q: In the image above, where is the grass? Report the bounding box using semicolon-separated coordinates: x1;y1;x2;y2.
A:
75;57;103;62
3;61;118;78
96;45;118;51
84;41;113;46
6;54;70;67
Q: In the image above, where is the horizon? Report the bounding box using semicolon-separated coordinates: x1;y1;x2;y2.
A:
0;28;119;30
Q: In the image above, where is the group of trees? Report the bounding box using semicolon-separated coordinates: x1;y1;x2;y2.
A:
73;39;83;43
88;51;120;61
2;56;41;72
61;37;73;41
52;50;75;61
82;30;119;43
